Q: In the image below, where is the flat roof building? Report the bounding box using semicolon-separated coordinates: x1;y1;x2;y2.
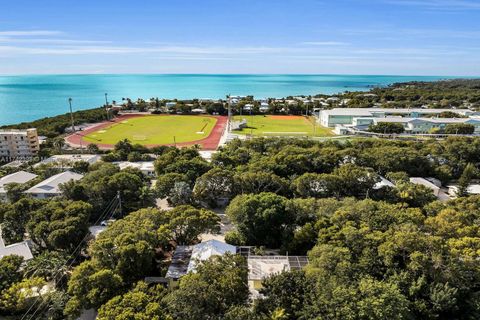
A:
447;184;480;197
0;128;39;159
34;154;102;168
113;161;155;177
320;108;475;128
248;255;309;299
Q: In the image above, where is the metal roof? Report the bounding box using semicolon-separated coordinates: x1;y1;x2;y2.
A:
0;171;37;194
0;241;33;260
187;239;236;273
24;171;83;195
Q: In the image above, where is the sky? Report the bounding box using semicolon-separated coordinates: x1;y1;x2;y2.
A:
0;0;479;75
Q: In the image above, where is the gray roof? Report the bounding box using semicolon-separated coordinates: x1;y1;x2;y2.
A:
375;117;479;125
165;245;193;279
0;171;38;194
0;241;33;260
323;107;473;117
25;171;83;195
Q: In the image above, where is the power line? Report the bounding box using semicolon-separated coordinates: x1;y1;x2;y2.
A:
21;195;120;320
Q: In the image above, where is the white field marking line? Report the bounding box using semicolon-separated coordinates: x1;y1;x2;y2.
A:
263;132;308;134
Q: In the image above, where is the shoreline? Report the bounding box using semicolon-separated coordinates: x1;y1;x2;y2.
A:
0;74;469;126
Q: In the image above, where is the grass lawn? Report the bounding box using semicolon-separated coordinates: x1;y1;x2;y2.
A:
233;115;333;137
83;115;217;145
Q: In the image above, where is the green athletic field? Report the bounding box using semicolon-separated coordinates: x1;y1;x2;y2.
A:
232;115;333;137
83;115;217;145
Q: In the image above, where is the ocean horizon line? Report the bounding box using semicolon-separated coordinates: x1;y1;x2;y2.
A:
0;73;479;78
0;74;476;125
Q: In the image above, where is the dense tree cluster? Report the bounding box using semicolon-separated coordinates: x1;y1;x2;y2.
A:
231;195;480;319
64;205;219;317
368;122;405;134
340;79;480;109
0;107;111;137
60;162;155;218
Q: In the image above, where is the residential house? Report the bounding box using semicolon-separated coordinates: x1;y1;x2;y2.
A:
24;171;83;199
34;154;102;168
248;255;308;299
409;177;440;196
114;161;156;177
0;171;38;202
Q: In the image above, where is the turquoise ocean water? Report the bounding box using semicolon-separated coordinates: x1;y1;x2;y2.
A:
0;74;465;125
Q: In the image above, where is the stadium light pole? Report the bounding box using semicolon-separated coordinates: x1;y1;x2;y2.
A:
104;93;109;121
68;98;75;133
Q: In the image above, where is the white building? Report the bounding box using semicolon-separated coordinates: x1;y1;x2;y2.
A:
447;184;480;197
248;255;308;299
24;171;83;199
0;171;38;202
114;161;155;177
0;241;33;260
165;240;237;284
320;108;476;128
243;104;254;111
259;102;270;113
373;176;395;190
187;239;236;273
0;228;33;261
0;128;40;159
34;154;102;168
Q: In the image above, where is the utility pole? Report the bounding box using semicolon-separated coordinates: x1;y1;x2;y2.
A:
68;98;75;133
227;94;232;133
117;191;122;216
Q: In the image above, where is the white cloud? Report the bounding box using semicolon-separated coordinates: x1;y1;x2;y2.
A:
0;30;63;36
383;0;480;10
300;41;348;46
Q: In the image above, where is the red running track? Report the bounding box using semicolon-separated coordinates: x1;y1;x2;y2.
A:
65;114;228;151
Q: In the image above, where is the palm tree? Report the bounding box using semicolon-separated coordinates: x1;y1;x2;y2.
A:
52;138;65;154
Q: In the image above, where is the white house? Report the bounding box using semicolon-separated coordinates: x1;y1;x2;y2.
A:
34;154;101;168
0;241;33;260
373;176;395;190
447;184;480;197
0;228;33;261
0;171;38;202
187;239;236;273
248;255;308;299
113;161;156;177
243;104;254;111
24;171;83;199
259;102;270;113
166;240;236;282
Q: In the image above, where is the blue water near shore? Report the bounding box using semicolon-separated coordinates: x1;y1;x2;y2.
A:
0;74;466;125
